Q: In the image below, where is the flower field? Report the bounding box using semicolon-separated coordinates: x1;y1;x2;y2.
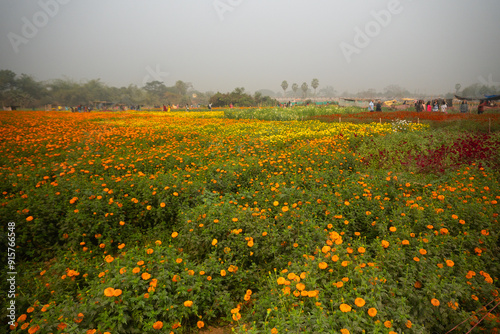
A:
1;109;499;334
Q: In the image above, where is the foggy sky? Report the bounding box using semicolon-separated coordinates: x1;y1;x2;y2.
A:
1;0;499;95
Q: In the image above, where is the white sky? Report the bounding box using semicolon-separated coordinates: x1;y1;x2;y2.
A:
1;0;499;95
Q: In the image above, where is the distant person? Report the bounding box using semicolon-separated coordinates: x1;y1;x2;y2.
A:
441;102;448;113
208;103;212;111
369;100;374;112
375;101;382;112
432;101;439;112
426;101;431;112
230;103;233;108
478;100;489;114
460;101;468;113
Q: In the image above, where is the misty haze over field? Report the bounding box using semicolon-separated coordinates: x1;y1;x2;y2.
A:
1;0;500;96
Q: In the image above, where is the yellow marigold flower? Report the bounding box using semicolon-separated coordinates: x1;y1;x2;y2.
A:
220;269;226;276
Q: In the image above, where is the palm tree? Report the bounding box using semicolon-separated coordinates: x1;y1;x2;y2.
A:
281;80;288;98
311;78;319;97
292;83;298;98
301;82;308;98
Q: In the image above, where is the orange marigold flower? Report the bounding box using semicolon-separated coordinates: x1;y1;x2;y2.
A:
176;258;183;264
389;226;396;232
184;300;193;307
431;298;440;306
354;298;366;307
220;269;226;276
18;314;27;322
318;262;328;269
340;329;350;334
141;272;151;280
406;320;412;328
113;289;122;297
339;303;352;312
384;320;392;328
358;247;366;253
446;260;454;267
197;321;205;328
271;328;278;334
296;283;305;291
105;255;114;263
368;307;377;317
152;321;163;330
381;240;389;248
419;249;427;255
104;287;115;297
146;248;153;254
171;232;178;238
28;325;40;334
132;267;140;274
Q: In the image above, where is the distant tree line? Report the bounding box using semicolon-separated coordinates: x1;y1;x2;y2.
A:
0;69;213;108
208;87;277;107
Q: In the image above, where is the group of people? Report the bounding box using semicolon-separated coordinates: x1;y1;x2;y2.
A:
368;100;383;112
414;100;448;113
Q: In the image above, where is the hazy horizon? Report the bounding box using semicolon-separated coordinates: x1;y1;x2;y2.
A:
1;0;499;95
